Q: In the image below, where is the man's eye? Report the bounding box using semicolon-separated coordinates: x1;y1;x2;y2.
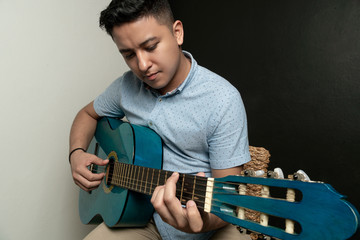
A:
146;43;158;51
124;53;135;59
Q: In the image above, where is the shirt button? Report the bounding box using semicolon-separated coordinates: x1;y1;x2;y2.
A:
159;98;162;102
149;121;153;127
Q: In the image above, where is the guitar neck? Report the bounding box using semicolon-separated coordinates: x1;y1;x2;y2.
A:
106;161;213;211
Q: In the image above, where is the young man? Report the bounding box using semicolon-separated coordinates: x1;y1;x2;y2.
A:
69;0;251;239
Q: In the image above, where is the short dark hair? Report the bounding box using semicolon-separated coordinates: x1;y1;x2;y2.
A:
99;0;174;36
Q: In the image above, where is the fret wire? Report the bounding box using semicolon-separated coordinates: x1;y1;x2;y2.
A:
135;166;140;191
143;168;147;193
111;162;115;185
141;167;144;193
180;173;185;203
129;164;132;190
115;162;119;186
113;162;118;185
142;167;145;192
123;163;128;188
138;166;141;191
135;166;139;191
113;161;117;185
122;163;126;188
151;169;154;195
120;163;126;186
117;162;121;185
116;163;119;185
192;175;196;201
119;163;123;187
132;165;136;191
157;169;160;186
135;165;139;191
136;166;141;192
161;169;167;185
140;167;143;193
145;168;149;194
131;165;135;190
121;163;125;187
138;165;141;191
135;165;138;191
126;164;130;189
116;162;121;186
128;164;131;189
131;165;136;190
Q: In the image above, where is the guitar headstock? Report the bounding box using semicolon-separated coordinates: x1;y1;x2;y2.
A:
209;169;359;240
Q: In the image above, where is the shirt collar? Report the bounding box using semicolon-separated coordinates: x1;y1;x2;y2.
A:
163;50;197;97
175;51;197;93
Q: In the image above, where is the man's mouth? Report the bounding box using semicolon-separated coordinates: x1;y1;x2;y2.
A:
145;72;158;81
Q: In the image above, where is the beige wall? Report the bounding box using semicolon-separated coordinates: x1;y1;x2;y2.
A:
0;0;128;239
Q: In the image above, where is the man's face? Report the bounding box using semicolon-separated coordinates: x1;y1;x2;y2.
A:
112;16;186;95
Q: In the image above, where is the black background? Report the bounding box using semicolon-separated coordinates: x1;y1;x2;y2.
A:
170;0;360;239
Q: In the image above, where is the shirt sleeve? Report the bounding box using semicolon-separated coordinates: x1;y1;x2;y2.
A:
207;87;251;169
93;77;125;118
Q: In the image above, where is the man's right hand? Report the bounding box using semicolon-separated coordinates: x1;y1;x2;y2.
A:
70;150;109;192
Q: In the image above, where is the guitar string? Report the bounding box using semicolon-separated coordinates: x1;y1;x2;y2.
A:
88;164;292;204
86;166;288;219
90;163;264;197
88;168;251;213
110;175;209;199
84;165;293;226
90;165;245;191
104;165;231;194
92;163;239;186
89;166;276;208
91;165;238;200
95;166;208;206
86;166;282;228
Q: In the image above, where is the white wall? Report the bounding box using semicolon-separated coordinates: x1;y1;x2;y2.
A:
0;0;128;239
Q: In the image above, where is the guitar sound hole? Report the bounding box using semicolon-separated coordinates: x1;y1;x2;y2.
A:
106;158;115;186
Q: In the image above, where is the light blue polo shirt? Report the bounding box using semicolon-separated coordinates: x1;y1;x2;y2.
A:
94;51;250;239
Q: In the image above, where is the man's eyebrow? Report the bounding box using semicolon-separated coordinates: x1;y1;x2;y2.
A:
119;37;158;54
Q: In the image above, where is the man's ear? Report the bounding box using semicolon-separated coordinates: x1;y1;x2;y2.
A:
172;20;184;46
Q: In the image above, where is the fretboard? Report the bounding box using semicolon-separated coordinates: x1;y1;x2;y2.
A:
106;161;212;210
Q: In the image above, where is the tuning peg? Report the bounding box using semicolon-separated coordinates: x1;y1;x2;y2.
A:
255;170;265;176
258;234;272;240
267;167;284;179
244;169;265;177
274;167;284;179
293;169;311;181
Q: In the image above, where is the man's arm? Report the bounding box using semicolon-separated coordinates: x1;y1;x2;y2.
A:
150;165;243;233
69;101;109;192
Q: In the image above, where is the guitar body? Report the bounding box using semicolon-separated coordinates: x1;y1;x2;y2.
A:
79;117;163;227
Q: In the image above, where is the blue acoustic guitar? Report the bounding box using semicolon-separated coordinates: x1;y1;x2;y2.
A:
79;117;359;240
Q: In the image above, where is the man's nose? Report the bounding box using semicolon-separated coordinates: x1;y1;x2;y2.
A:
137;52;152;72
